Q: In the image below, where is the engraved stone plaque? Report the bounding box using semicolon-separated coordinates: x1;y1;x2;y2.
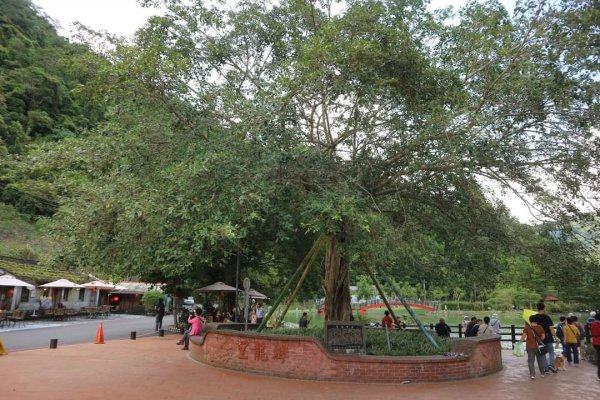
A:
325;321;365;355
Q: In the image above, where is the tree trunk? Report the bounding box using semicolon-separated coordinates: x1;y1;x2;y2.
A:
324;233;352;321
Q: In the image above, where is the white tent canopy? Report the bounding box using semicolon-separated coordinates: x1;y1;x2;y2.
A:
0;274;35;290
81;280;115;290
39;279;83;288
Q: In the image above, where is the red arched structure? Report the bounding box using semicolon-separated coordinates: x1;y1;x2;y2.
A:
358;302;435;314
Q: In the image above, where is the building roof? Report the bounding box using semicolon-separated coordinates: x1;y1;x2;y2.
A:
111;281;156;294
0;256;88;285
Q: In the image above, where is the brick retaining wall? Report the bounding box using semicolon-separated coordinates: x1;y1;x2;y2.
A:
189;327;502;383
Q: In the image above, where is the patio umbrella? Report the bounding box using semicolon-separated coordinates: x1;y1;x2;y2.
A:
197;282;237;292
0;274;35;290
247;288;269;300
39;279;83;288
82;281;115;306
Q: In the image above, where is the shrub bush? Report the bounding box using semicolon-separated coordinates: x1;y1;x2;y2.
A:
268;327;450;356
141;290;164;312
365;329;451;356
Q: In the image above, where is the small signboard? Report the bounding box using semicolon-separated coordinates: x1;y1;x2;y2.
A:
324;321;365;355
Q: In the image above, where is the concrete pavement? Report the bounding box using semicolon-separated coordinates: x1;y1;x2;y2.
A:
1;336;598;399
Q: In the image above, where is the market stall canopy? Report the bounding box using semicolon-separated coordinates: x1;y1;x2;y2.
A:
246;288;269;299
39;279;83;288
197;282;237;292
0;274;35;290
81;280;115;290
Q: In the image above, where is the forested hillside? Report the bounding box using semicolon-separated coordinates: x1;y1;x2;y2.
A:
0;0;104;258
0;0;598;310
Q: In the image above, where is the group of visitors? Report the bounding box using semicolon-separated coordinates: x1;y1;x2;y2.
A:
153;297;270;351
460;313;501;337
520;301;600;381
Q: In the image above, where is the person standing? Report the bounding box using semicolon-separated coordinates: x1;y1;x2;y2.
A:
590;312;600;381
154;298;165;332
490;313;501;335
462;316;470;336
534;302;558;373
556;316;567;354
477;316;495;336
564;316;580;367
255;303;265;325
435;318;451;337
520;315;546;379
587;311;596;327
572;316;585;342
381;310;394;329
465;316;477;337
471;319;482;336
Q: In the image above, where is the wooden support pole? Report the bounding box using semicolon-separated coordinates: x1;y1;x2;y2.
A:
384;275;440;350
274;242;321;328
257;237;325;333
361;261;399;327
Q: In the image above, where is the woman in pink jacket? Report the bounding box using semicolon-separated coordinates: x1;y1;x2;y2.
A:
177;308;205;350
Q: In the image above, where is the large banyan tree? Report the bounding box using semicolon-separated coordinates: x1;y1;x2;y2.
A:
43;0;598;320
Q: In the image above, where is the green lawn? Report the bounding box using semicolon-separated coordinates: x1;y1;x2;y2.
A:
279;306;577;329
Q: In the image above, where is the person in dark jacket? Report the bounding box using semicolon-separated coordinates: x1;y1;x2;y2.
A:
299;312;310;328
154;298;165;332
435;318;451;337
465;316;477;337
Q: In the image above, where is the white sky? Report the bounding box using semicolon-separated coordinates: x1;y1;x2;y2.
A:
32;0;534;223
33;0;159;39
33;0;516;39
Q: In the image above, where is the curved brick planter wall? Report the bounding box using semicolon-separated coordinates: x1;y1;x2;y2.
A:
189;327;502;383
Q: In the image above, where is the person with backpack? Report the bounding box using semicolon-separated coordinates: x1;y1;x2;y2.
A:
490;313;501;335
520;315;546;379
154;298;165;332
572;315;585;342
555;316;567;354
564;316;580;367
465;316;477;337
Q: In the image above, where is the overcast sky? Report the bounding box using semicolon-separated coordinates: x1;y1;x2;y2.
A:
33;0;516;39
31;0;533;223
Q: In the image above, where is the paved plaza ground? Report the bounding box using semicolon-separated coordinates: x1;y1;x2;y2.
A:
1;335;598;400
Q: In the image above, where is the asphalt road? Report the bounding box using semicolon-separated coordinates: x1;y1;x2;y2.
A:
0;314;178;351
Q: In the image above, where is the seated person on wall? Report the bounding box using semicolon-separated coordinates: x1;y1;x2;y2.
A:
299;312;310;328
177;308;205;350
381;310;394;329
395;316;407;330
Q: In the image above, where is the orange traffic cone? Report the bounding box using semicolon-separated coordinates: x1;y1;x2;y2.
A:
94;323;105;344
